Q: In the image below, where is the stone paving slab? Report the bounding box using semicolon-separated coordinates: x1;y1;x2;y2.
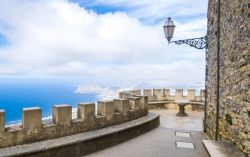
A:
153;109;204;131
86;110;210;157
86;128;209;157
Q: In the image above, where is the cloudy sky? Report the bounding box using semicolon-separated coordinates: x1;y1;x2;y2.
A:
0;0;208;88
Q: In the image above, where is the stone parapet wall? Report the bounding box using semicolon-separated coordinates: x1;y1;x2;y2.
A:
119;89;205;102
119;89;205;111
206;0;250;155
0;113;159;157
0;96;148;148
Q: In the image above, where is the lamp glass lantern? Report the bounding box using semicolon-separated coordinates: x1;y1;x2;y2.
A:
163;17;175;43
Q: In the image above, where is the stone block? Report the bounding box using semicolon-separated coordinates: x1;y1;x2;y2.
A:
97;100;114;120
163;89;170;96
135;95;148;109
188;89;196;101
143;96;149;109
22;107;42;131
77;103;95;121
114;99;129;116
200;90;205;101
0;110;5;132
153;89;162;99
53;105;72;125
175;89;184;100
143;89;152;97
127;97;140;110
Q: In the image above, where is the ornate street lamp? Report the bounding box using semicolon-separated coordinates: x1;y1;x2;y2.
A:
163;17;207;49
163;17;175;43
163;17;209;133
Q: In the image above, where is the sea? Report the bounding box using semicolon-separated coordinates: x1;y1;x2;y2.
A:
0;78;204;125
0;79;98;125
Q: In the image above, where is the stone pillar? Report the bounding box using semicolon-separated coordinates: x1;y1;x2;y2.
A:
163;89;170;99
163;89;169;96
188;89;196;101
22;107;42;131
53;105;72;125
153;89;162;100
114;98;129;116
77;103;95;121
0;110;5;132
175;89;184;100
143;89;152;97
97;100;114;120
127;97;140;110
144;96;148;109
135;95;148;109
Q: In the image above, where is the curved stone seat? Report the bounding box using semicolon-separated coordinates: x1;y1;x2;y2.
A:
148;101;204;111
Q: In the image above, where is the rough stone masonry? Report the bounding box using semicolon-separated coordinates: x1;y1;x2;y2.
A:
0;96;148;148
206;0;250;155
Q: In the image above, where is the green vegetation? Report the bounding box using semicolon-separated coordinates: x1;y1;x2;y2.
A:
225;113;232;125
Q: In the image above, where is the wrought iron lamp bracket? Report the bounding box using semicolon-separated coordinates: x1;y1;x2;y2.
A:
170;35;208;49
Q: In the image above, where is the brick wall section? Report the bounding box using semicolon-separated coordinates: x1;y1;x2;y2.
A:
206;0;250;154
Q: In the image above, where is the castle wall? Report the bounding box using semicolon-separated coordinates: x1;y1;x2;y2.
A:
119;89;205;102
206;0;250;154
119;89;205;111
0;97;148;148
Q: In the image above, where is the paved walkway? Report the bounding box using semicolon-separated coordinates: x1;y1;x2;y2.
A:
85;109;209;157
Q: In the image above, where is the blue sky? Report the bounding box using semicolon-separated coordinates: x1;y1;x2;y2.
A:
0;0;208;89
0;34;7;46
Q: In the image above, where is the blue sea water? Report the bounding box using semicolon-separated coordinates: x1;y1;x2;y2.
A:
0;79;97;125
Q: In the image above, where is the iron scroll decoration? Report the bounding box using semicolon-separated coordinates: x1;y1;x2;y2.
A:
171;35;208;49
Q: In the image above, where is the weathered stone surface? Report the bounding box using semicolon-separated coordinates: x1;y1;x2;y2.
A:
163;89;170;97
137;95;148;109
127;97;140;110
114;99;129;116
22;107;42;131
77;103;95;121
175;89;184;100
120;89;204;102
0;96;148;149
97;100;114;120
188;89;196;101
206;0;250;155
153;89;162;98
120;89;204;111
0;113;159;157
53;105;72;125
143;89;152;97
0;110;5;132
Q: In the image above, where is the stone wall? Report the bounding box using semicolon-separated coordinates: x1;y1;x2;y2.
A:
206;0;250;155
0;96;148;148
119;89;205;102
119;89;205;110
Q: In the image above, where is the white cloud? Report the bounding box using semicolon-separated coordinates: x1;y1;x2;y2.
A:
74;82;134;100
0;0;207;88
84;0;208;24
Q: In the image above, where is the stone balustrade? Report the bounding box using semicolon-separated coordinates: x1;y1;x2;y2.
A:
0;96;148;148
